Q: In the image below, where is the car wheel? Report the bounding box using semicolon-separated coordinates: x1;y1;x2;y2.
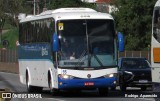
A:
120;84;126;91
149;85;153;91
141;87;147;91
99;88;108;96
111;87;116;90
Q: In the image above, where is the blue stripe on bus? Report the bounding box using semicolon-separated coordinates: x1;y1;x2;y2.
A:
18;43;51;60
58;77;116;89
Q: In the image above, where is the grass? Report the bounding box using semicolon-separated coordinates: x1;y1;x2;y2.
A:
0;28;18;49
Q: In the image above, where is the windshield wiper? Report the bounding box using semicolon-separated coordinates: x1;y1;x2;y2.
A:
76;49;87;67
89;53;104;67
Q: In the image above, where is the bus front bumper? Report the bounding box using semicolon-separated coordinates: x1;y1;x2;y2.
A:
58;77;117;90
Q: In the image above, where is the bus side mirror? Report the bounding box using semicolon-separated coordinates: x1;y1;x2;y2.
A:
52;33;59;52
118;32;124;52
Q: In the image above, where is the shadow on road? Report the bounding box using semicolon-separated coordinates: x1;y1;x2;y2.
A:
41;88;154;98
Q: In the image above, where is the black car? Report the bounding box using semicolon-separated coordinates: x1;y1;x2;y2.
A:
118;57;152;91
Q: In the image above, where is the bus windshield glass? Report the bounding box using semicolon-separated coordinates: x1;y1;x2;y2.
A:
57;19;117;68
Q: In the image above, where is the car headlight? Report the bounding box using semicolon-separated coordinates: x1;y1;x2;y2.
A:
104;73;117;78
59;74;74;79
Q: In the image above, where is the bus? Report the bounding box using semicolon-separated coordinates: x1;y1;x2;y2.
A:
152;0;160;84
18;8;124;95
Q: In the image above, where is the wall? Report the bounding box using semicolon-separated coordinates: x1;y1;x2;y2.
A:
0;49;151;74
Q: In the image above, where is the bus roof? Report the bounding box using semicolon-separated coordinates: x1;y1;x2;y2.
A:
20;8;114;23
155;0;160;7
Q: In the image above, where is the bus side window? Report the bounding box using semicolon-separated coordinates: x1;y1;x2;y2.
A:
50;19;56;61
50;19;55;34
153;9;160;42
19;24;23;43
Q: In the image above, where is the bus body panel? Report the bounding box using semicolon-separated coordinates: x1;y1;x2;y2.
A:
58;77;116;89
151;36;160;82
151;0;160;83
20;13;113;23
19;60;59;88
58;68;117;79
57;68;117;89
155;0;160;7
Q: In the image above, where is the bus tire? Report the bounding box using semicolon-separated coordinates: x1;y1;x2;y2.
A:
48;76;59;95
35;87;43;93
98;88;108;96
26;71;43;93
26;72;34;92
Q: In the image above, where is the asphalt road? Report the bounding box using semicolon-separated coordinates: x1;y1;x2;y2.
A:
0;72;159;101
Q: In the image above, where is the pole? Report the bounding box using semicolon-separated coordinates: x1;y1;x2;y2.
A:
0;19;2;44
0;28;2;44
34;0;36;15
148;45;150;62
0;19;5;44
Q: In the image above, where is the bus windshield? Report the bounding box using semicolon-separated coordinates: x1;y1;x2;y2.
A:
57;19;117;68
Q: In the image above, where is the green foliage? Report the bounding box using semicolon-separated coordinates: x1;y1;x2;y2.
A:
0;28;18;49
47;0;96;9
112;0;157;50
0;0;27;27
3;22;15;30
0;0;6;18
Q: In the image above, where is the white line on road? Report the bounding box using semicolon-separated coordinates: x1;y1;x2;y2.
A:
138;98;155;101
45;98;66;101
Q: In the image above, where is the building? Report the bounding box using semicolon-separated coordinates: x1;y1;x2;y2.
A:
81;0;97;3
82;0;117;13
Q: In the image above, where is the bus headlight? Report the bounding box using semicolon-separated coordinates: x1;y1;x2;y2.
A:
104;73;117;78
59;74;74;79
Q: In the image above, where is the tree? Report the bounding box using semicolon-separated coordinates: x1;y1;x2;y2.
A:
47;0;96;10
111;0;157;50
0;0;30;27
5;0;27;27
0;0;6;26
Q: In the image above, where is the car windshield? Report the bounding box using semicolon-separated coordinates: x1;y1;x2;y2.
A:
122;58;150;69
57;19;117;68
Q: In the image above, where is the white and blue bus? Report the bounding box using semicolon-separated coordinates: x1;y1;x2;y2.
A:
18;8;124;95
151;0;160;84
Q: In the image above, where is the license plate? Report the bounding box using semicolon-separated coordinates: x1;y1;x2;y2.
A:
139;80;148;83
84;82;94;86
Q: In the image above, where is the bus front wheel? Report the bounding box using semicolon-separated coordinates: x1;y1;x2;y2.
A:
48;78;59;95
